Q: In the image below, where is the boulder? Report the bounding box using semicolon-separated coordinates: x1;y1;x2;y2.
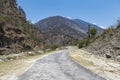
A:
105;53;112;59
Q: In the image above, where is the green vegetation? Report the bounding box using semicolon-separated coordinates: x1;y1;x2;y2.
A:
89;27;97;38
18;6;26;17
51;44;60;50
78;38;89;48
0;22;5;36
87;24;97;38
102;27;114;37
0;0;44;54
78;25;98;48
0;0;4;8
0;50;4;55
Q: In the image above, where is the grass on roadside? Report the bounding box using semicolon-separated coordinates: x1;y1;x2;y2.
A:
0;51;54;77
70;50;94;67
70;49;120;80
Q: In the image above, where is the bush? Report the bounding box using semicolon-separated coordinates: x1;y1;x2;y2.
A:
51;45;60;50
7;56;13;60
89;27;97;38
78;38;89;48
0;49;5;55
102;27;114;36
117;24;120;28
0;51;4;55
0;2;4;8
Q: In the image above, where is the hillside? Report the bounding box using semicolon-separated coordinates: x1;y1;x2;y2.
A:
35;16;103;48
35;16;86;48
0;0;44;55
86;24;120;61
73;19;103;34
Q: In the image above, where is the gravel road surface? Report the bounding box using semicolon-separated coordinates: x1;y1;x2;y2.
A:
18;50;106;80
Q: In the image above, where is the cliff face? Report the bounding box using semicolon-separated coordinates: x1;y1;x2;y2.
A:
0;0;44;55
86;24;120;61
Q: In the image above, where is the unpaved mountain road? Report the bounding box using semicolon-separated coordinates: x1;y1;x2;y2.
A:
18;50;105;80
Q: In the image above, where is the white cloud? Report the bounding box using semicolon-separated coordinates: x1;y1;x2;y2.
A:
100;26;107;29
93;23;97;25
31;21;35;24
67;16;72;19
92;23;107;29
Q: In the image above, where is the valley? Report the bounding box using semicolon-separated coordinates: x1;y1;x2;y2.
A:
0;47;119;80
0;0;120;80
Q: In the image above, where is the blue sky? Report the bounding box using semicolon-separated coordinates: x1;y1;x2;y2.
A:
17;0;120;28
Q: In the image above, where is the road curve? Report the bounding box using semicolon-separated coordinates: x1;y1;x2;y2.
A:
18;50;106;80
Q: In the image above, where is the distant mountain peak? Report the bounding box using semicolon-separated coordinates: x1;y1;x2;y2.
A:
35;16;103;48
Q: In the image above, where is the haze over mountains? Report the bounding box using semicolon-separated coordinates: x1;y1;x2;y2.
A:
35;16;103;48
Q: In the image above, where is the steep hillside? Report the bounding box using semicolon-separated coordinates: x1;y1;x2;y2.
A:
86;24;120;61
73;19;103;34
0;0;44;55
35;16;103;48
36;16;87;33
35;16;86;48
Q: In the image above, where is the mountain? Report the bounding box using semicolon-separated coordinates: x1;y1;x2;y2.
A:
35;16;103;48
35;16;86;48
72;19;103;34
0;0;44;55
86;24;120;61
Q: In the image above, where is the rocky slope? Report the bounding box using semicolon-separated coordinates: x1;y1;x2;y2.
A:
86;24;120;61
73;19;103;34
35;16;103;48
35;16;86;48
0;0;44;55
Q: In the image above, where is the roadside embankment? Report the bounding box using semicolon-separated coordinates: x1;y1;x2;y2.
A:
70;48;120;80
0;50;57;80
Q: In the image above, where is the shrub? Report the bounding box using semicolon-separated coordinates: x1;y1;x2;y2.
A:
87;25;97;38
51;45;60;50
78;38;89;48
116;21;120;29
0;51;4;55
0;49;5;55
102;27;114;36
89;27;97;38
117;24;120;28
0;2;4;8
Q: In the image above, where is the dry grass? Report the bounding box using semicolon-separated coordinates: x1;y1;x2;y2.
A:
70;48;120;80
0;51;55;79
70;51;94;67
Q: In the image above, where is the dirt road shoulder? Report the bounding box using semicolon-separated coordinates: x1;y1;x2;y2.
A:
0;50;57;80
70;48;120;80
